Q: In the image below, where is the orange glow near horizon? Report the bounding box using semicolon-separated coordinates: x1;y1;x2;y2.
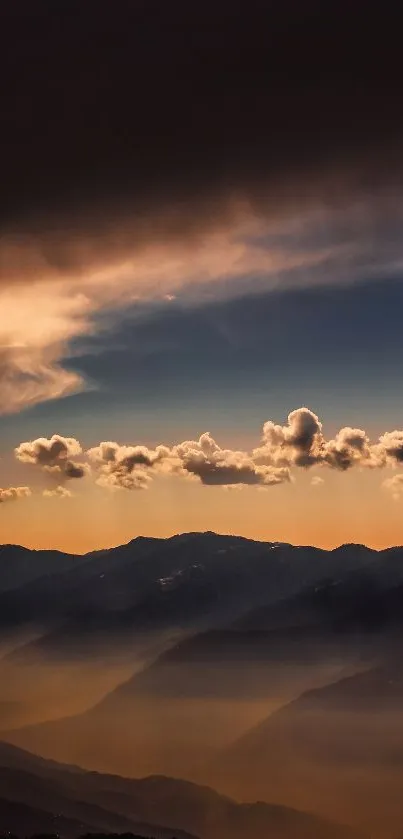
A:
1;469;402;554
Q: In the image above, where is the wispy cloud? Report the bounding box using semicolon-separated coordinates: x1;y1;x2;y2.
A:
2;195;403;415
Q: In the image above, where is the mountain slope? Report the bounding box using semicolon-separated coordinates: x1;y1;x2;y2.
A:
212;666;403;837
0;544;85;593
11;555;403;778
0;740;366;839
0;744;196;839
0;796;93;838
0;627;354;778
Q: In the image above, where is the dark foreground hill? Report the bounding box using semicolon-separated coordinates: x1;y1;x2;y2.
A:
0;797;93;838
0;834;189;839
0;741;366;839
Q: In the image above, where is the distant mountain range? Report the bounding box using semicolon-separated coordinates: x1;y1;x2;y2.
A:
0;533;395;662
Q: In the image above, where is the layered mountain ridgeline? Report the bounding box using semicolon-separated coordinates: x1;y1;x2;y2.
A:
3;534;403;836
1;532;349;731
7;554;403;779
0;741;367;839
211;665;403;838
0;534;383;662
0;532;369;732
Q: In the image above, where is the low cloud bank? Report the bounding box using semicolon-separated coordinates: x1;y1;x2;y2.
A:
14;409;403;497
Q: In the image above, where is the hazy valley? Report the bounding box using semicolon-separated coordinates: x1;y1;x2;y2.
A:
1;533;403;837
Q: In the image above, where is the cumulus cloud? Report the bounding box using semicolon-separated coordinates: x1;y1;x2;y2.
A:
87;433;290;490
172;432;290;487
311;476;324;487
15;407;403;496
0;486;31;504
254;409;390;472
15;434;89;481
378;431;403;464
87;442;169;490
15;434;81;466
43;486;73;499
324;427;384;471
256;407;324;467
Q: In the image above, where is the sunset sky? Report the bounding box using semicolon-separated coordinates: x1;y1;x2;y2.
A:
1;1;403;552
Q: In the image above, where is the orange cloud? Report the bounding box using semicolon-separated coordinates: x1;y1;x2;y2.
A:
0;486;31;504
43;486;73;499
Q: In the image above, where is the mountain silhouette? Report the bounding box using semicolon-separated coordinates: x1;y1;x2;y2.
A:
0;740;366;839
0;534;383;662
0;796;94;838
0;545;84;593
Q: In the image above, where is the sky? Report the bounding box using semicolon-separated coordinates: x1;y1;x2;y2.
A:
2;0;403;552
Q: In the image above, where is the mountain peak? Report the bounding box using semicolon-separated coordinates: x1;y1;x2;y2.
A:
333;542;374;553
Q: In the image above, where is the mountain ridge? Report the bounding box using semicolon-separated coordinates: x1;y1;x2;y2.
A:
0;532;389;557
0;739;368;839
210;663;403;836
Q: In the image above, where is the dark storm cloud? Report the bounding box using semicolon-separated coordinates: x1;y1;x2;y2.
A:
2;0;402;414
1;0;402;240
